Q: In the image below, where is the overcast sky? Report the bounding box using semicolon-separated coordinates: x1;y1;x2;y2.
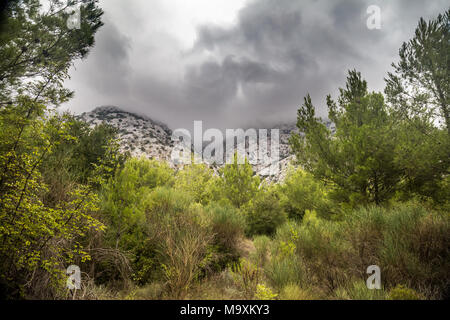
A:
63;0;449;130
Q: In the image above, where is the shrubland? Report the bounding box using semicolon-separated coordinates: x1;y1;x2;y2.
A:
0;1;448;300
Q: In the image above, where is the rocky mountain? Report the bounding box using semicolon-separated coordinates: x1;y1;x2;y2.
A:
78;106;333;181
79;106;174;161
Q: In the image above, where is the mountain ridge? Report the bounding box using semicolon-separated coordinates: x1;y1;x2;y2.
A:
78;105;304;181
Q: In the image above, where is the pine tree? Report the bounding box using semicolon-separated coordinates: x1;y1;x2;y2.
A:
385;9;449;134
291;70;403;206
220;152;260;208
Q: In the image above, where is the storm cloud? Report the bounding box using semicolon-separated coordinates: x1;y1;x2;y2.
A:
64;0;450;130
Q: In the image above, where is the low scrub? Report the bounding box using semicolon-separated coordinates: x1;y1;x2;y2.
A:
286;203;449;299
206;203;246;268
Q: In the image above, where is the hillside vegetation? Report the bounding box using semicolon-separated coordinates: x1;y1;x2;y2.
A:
0;1;448;300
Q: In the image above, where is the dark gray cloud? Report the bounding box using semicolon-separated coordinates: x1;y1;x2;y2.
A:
64;0;450;130
82;19;132;95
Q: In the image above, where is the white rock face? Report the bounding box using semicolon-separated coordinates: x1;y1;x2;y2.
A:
78;106;332;182
79;106;173;162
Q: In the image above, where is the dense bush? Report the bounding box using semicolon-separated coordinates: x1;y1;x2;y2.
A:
265;254;306;292
278;168;335;219
174;163;215;205
0;106;111;299
388;285;424;300
244;188;287;237
288;203;450;299
205;203;246;268
99;158;175;285
219;153;260;208
264;221;306;290
139;187;213;298
146;190;212;298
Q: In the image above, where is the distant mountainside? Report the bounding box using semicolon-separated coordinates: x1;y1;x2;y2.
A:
78;106;333;181
79;106;174;161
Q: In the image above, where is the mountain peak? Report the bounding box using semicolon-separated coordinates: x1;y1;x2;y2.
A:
79;106;174;161
91;105;125;113
78;106;300;181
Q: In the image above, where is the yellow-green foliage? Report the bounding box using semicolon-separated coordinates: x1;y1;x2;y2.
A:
255;284;278;300
174;163;215;205
219;153;260;208
118;157;173;191
0;103;106;298
265;221;305;290
100;158;175;284
388;285;424;300
244;187;287;236
302;209;321;227
2;0;449;301
265;255;305;291
279;167;334;219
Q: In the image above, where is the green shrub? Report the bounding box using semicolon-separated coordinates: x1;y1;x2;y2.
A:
255;284;278;300
263;221;306;290
278;167;335;219
99;160;176;286
279;284;314;300
144;186;192;217
121;157;174;190
294;217;352;291
158;222;212;299
174;164;215;205
274;220;302;244
144;187;213;298
265;254;306;291
244;189;287;236
100;157;176;248
101;180;216;297
333;206;387;280
379;203;450;298
251;235;271;267
288;202;449;299
388;285;424;300
334;280;387;300
219;153;260;208
228;258;262;299
206;203;246;268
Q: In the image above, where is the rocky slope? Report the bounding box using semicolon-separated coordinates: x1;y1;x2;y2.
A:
79;106;174;161
78;106;334;181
